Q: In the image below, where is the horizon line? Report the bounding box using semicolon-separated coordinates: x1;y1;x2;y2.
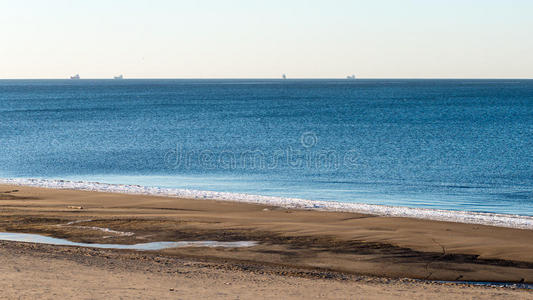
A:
1;77;533;80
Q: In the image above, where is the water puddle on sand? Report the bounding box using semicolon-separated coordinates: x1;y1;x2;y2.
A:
2;232;531;289
0;232;258;251
436;280;533;290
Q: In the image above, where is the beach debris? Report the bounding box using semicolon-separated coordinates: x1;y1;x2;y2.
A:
67;206;83;209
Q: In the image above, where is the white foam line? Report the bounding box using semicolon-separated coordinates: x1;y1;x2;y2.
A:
57;219;134;236
71;226;135;237
2;177;533;230
64;219;92;226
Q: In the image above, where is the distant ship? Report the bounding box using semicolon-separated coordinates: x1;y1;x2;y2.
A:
113;74;123;80
282;74;287;80
346;74;356;80
70;74;80;80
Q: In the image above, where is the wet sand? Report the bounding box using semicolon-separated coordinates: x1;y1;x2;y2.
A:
2;240;532;300
1;184;533;298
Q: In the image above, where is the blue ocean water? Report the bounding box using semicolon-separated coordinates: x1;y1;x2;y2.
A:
1;79;532;215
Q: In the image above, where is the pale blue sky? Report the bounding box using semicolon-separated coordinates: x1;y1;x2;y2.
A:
1;0;532;78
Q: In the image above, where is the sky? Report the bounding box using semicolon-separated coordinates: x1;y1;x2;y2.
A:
1;0;532;79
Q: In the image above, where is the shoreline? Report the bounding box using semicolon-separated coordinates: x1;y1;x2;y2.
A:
2;183;533;285
2;177;533;230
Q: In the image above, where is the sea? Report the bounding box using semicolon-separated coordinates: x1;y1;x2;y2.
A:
1;79;532;220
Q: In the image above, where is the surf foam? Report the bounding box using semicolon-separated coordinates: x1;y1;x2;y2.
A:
2;178;533;230
56;220;135;236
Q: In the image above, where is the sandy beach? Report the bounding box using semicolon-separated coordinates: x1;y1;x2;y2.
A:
1;184;533;299
4;0;533;298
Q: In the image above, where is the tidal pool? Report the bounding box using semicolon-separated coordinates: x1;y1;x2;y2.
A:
0;232;258;251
